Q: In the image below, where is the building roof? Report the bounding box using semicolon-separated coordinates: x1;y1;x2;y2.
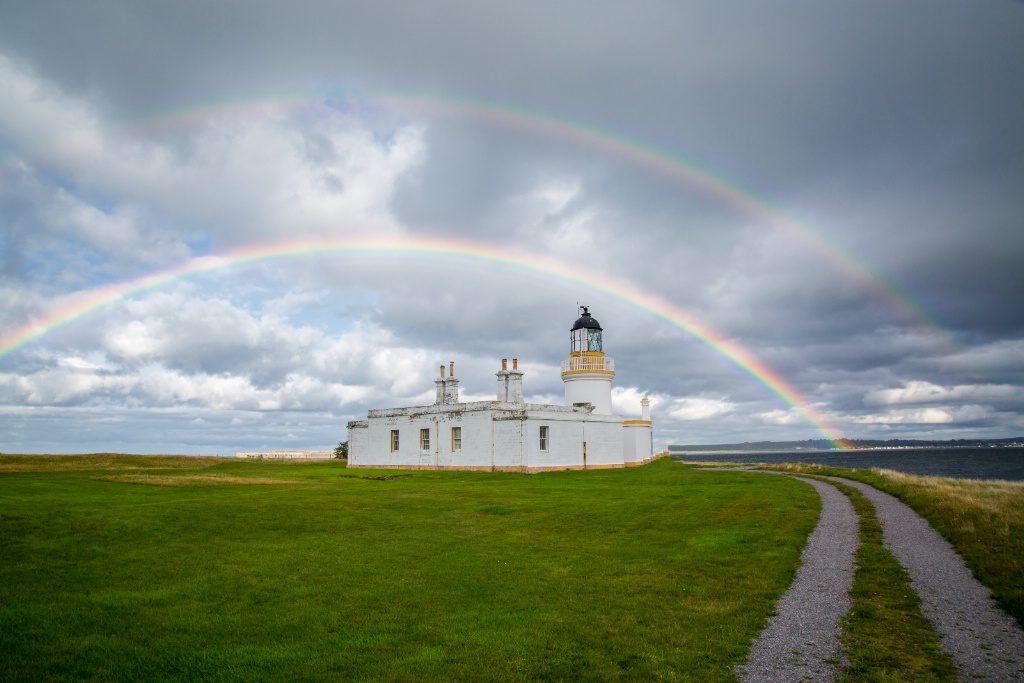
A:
570;306;602;331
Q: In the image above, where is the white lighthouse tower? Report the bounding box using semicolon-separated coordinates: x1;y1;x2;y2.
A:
561;306;615;414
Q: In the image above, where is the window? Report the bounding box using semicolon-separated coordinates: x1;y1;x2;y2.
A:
390;429;399;452
420;428;430;451
539;425;549;452
451;427;462;452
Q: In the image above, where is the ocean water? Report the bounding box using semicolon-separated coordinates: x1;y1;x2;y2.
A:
673;447;1024;481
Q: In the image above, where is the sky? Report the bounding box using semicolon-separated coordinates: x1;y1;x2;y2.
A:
1;1;1023;455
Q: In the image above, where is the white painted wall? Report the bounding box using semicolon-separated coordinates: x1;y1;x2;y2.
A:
623;423;653;464
623;423;638;464
562;373;614;414
347;421;369;464
349;402;625;471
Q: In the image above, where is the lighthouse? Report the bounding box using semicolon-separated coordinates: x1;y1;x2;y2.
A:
347;304;660;471
561;306;615;415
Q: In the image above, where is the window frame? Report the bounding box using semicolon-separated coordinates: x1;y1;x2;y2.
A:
390;429;400;452
451;426;462;452
539;425;549;452
420;428;431;452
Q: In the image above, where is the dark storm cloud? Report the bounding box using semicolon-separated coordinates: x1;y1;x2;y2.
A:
1;1;1022;450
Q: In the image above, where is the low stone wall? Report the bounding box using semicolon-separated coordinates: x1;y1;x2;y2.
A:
347;453;673;473
235;450;334;460
626;450;671;466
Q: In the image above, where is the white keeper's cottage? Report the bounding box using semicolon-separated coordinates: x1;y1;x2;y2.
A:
346;307;655;472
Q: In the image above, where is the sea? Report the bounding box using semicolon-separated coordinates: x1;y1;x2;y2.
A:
672;447;1024;481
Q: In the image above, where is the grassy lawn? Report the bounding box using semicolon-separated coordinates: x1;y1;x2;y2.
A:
0;456;817;682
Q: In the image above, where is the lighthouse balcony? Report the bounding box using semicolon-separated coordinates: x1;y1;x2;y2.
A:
561;356;615;374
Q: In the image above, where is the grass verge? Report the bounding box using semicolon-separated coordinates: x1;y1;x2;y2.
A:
1;455;817;682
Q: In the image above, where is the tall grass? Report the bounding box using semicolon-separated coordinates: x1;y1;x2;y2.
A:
0;453;234;472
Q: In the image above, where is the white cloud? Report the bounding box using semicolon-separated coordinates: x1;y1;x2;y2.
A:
0;53;425;257
611;386;653;417
851;405;995;425
131;109;424;242
499;178;611;268
56;355;113;372
864;381;1022;407
667;397;736;421
102;290;323;373
2;285;457;414
757;408;803;426
0;55;104;159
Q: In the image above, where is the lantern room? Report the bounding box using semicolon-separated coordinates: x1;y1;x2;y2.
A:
570;306;603;354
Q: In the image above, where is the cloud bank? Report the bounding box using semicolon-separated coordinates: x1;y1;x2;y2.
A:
1;2;1022;453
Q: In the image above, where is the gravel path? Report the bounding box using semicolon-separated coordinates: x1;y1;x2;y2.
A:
827;476;1024;681
735;476;859;682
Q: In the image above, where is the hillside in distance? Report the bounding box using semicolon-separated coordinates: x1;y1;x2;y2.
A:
668;438;1024;453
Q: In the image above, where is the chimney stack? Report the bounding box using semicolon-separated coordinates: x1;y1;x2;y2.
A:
435;365;446;405
443;361;459;404
496;358;524;403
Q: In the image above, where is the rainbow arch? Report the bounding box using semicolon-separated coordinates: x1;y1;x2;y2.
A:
13;86;955;363
101;89;945;335
0;235;848;448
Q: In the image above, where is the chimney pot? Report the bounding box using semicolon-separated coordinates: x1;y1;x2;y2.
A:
513;358;518;370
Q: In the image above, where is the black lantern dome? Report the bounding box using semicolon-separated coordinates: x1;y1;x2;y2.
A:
571;307;602;332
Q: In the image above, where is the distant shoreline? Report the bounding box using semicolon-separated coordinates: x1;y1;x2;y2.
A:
671;445;1024;456
670;445;1024;481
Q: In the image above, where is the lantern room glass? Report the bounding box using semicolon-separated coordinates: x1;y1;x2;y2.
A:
571;327;602;353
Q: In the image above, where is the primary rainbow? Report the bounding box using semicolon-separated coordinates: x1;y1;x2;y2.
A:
0;234;848;448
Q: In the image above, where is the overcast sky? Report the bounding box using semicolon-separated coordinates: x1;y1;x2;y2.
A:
1;1;1022;454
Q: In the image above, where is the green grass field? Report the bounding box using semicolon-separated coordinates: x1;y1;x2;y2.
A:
0;456;818;682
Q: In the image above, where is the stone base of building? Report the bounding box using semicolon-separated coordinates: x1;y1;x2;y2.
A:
347;462;627;473
345;457;679;473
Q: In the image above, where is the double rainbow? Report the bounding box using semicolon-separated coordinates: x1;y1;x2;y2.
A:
7;89;949;449
95;90;943;334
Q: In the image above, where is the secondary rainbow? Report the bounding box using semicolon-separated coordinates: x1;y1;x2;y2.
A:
21;88;944;334
99;90;945;335
0;235;848;448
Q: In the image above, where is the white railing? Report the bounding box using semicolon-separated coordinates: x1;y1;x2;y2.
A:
561;356;615;373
